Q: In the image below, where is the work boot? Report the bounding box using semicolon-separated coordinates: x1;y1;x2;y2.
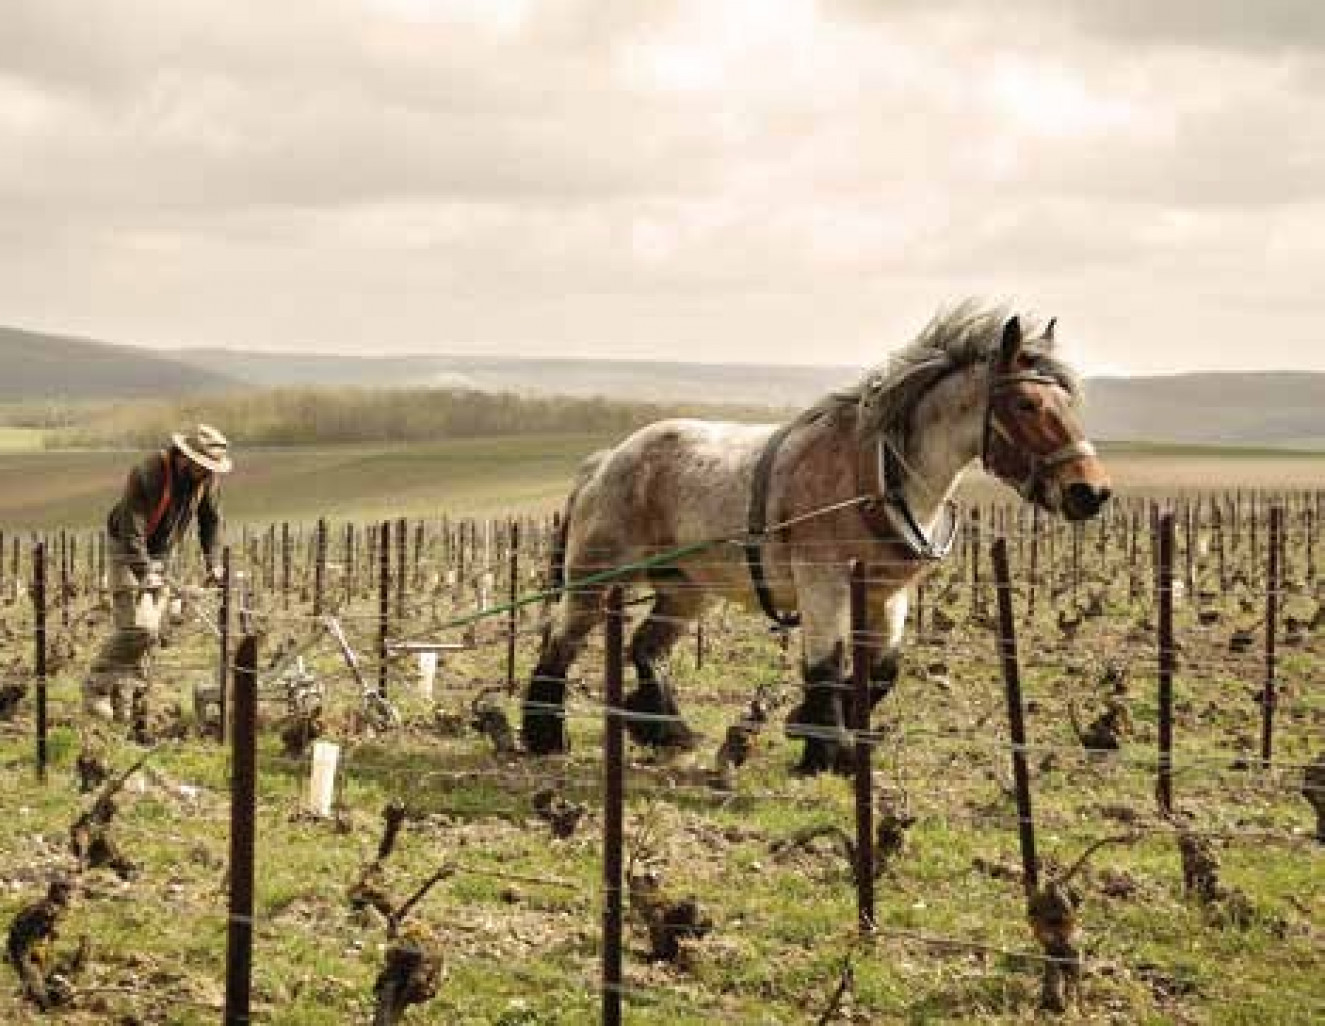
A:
111;679;137;725
81;679;116;723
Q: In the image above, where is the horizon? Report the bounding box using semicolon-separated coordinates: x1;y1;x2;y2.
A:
6;317;1325;380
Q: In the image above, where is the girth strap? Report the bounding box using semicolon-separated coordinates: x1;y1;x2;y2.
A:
745;421;802;630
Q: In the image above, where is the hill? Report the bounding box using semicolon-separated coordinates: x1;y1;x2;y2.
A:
0;325;237;401
169;349;1325;448
3;325;1323;447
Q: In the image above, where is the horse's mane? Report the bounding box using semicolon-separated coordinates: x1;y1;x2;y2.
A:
807;298;1081;443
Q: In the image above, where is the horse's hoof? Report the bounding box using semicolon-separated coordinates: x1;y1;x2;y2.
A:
793;740;840;777
623;686;693;750
656;721;698;753
521;719;569;756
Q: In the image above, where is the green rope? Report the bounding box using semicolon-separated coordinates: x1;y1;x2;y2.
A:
392;492;876;642
413;535;731;636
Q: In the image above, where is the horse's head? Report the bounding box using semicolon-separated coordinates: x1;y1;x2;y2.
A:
982;317;1112;521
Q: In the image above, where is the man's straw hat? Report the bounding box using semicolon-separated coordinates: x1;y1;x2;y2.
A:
171;424;233;474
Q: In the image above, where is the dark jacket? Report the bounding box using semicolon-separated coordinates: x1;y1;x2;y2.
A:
106;448;223;571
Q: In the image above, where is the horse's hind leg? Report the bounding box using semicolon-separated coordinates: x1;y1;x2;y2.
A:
624;574;702;751
522;585;602;755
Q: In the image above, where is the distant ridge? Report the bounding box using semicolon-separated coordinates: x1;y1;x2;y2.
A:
2;325;1322;448
0;325;238;400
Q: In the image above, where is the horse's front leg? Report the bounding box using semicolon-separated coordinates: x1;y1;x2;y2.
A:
785;566;851;775
867;590;910;711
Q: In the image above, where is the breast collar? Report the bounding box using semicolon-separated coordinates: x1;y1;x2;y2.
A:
858;440;959;561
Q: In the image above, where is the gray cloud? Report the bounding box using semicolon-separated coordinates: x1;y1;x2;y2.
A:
0;0;1320;373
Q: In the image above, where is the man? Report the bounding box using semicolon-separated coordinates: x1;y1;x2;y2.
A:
83;424;231;723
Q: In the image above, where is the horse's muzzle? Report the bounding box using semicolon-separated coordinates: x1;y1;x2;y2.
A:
1062;482;1112;521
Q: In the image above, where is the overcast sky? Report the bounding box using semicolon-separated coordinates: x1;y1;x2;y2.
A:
3;1;1324;375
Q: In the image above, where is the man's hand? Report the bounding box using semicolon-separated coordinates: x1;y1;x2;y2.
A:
141;560;167;591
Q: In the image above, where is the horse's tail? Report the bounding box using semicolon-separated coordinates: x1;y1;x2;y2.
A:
545;449;609;600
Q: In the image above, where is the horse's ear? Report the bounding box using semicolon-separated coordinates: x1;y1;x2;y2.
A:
999;316;1022;368
1044;317;1057;343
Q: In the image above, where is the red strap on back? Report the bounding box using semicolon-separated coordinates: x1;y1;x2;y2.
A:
144;451;172;538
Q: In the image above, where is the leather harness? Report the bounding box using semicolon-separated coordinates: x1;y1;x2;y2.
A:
743;363;1092;629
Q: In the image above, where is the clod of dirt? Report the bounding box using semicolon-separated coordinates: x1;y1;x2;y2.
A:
428;709;467;738
972;854;1024;884
279;707;325;758
1301;753;1325;843
372;926;444;1025
1096;867;1140;900
1028;880;1080;1014
874;798;916;875
629;869;712;964
75;746;111;794
647;897;712;963
6;877;81;1011
0;680;25;720
712;704;765;787
348;863;396;920
471;687;517;757
1099;660;1130;695
532;787;586;840
70;796;137;881
1070;697;1132;753
378;801;410;862
770;825;855;872
1176;826;1224;903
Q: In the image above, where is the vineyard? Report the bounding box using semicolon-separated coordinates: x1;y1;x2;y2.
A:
0;492;1321;1024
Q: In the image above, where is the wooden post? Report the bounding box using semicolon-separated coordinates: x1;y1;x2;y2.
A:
970;507;982;619
379;520;391;699
992;538;1038;896
506;519;519;695
344;523;356;605
1027;505;1041;622
225;636;258;1026
281;522;291;611
602;585;625;1026
1261;506;1282;768
850;561;875;933
33;541;48;782
396;517;408;625
58;530;71;629
218;547;232;745
313;518;327;619
1156;512;1175;816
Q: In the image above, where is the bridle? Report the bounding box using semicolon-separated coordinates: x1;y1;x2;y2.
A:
981;368;1097;501
864;360;1094;561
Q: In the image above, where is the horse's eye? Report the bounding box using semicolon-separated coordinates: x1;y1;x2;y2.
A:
1015;397;1039;415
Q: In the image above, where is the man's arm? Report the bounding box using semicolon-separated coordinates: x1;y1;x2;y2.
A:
119;465;153;574
198;481;223;572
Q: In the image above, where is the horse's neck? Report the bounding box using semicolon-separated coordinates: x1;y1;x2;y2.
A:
896;366;986;529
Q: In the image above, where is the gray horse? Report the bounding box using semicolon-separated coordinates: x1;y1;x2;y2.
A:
522;300;1112;772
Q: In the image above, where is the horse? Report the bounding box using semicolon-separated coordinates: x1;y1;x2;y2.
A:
520;300;1112;773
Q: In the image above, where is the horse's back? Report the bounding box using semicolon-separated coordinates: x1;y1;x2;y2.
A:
572;418;778;557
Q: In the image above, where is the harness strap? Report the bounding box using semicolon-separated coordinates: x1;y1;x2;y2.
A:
857;442;959;560
145;451;173;538
745;421;802;630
